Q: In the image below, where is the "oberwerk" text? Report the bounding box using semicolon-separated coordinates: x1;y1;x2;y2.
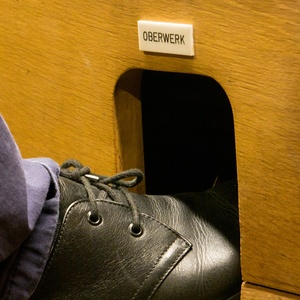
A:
142;31;185;44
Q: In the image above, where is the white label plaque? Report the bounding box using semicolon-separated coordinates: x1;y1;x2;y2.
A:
137;20;194;56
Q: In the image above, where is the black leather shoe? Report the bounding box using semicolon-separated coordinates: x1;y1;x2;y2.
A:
31;159;241;300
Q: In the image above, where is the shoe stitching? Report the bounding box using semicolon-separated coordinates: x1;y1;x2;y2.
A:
61;197;193;241
38;199;191;294
35;198;84;285
132;237;190;300
147;240;190;300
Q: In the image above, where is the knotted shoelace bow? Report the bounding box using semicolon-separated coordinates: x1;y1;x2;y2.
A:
60;159;144;236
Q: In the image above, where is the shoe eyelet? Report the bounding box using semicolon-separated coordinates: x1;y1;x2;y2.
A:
87;211;102;226
128;223;143;237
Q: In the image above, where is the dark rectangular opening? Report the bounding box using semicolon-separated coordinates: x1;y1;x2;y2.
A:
141;70;236;194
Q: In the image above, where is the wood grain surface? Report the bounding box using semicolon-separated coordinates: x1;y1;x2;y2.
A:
242;283;300;300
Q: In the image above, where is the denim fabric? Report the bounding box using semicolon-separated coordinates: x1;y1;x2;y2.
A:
0;116;60;299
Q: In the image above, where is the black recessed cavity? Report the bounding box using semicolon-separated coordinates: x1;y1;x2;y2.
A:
141;71;236;195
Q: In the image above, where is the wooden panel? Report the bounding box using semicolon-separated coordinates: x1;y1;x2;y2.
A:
0;1;120;174
0;0;299;295
114;69;145;193
242;283;300;300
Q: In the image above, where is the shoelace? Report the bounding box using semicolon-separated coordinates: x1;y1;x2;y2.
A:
60;159;144;236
